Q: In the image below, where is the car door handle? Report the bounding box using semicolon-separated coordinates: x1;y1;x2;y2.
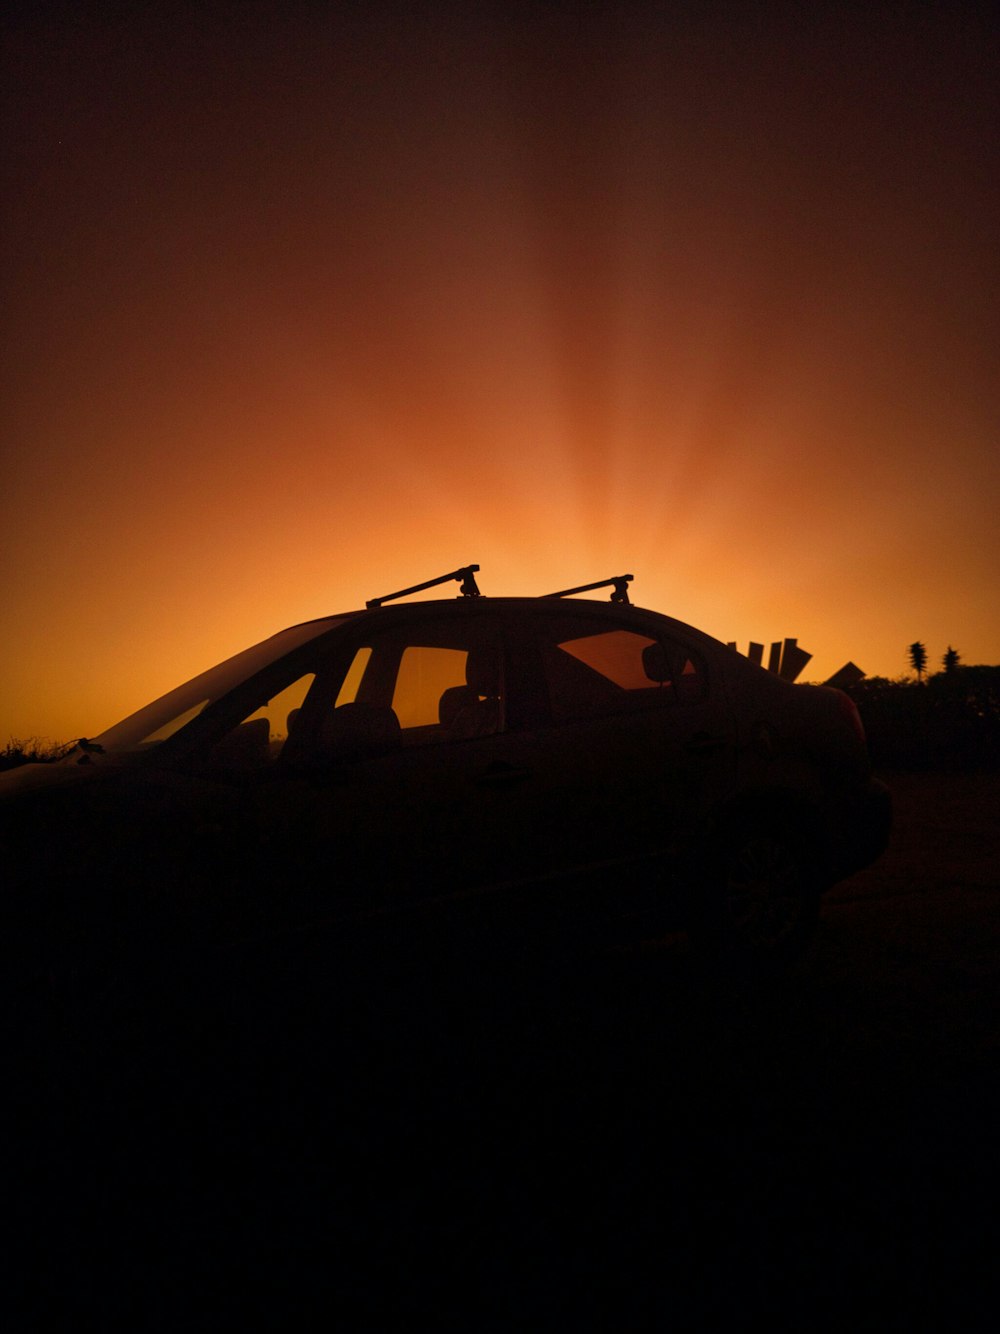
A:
476;761;532;788
685;732;729;754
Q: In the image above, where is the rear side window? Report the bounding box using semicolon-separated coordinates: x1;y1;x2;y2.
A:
536;616;705;723
392;646;470;729
306;616;504;751
558;630;660;690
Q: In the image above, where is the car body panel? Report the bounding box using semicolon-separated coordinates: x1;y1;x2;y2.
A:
2;587;891;989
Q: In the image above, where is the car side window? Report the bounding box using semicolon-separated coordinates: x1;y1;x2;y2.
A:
391;646;472;729
286;617;504;763
385;625;503;745
204;672;317;772
535;616;705;723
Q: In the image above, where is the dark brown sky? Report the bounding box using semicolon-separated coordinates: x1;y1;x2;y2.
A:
2;1;998;739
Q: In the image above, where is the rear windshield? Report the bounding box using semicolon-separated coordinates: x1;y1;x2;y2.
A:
91;618;348;753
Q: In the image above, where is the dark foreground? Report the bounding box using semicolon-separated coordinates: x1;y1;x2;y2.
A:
14;771;1000;1328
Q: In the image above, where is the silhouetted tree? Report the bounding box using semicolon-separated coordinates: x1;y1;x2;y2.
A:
908;641;927;681
942;645;960;673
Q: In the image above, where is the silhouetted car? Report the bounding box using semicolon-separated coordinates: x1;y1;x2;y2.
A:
4;567;889;1009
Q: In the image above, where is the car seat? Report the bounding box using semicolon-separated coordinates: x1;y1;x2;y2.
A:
439;647;501;739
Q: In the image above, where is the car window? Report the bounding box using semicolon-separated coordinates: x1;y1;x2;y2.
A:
203;673;317;772
241;674;317;752
140;700;210;745
285;616;504;763
392;646;470;729
535;616;705;722
558;630;660;690
93;616;350;753
335;647;372;706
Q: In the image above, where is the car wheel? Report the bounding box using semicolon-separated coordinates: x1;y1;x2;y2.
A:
688;817;821;972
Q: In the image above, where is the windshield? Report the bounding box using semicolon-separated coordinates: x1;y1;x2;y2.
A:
90;617;350;754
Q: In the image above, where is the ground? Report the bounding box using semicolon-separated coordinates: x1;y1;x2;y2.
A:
14;770;1000;1328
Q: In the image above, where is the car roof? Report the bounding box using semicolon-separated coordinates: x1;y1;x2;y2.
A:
282;593;728;658
288;566;639;626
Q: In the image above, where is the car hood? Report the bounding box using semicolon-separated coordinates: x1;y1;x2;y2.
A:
0;757;120;801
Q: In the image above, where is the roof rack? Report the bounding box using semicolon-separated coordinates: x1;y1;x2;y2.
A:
543;574;633;604
366;564;481;610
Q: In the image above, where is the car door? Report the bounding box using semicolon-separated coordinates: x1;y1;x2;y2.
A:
497;607;739;917
208;606;544;934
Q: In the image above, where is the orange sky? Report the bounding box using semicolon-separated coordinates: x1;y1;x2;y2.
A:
3;2;998;744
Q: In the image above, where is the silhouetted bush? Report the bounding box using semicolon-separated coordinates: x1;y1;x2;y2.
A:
849;667;1000;770
0;738;71;772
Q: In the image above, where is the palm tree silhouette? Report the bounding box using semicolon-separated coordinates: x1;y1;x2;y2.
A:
909;642;927;682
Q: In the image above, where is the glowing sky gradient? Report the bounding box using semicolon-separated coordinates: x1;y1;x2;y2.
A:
3;2;998;742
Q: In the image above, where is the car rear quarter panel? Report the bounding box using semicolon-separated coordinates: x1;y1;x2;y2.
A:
716;657;881;878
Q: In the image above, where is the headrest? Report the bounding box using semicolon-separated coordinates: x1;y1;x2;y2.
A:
318;702;401;761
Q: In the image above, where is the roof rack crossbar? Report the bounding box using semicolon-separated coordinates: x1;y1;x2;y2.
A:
366;564;481;609
543;574;633;604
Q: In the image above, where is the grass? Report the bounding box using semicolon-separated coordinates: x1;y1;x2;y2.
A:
0;737;73;772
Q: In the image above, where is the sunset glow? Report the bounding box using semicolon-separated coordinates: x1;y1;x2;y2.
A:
3;4;998;744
